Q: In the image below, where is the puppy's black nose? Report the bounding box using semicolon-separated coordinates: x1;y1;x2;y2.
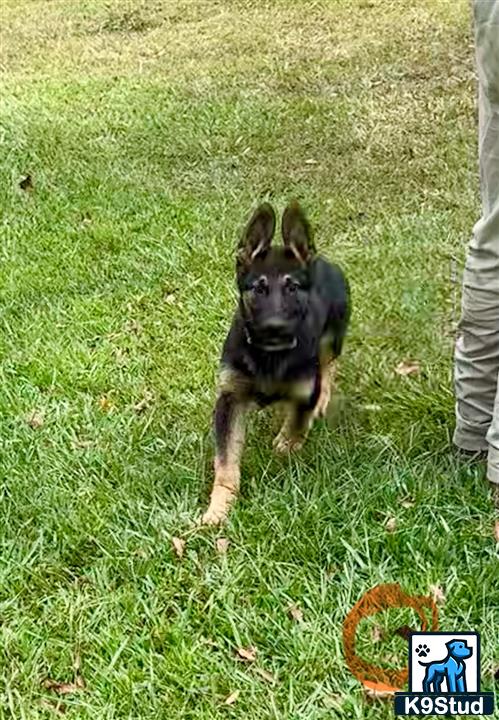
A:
261;316;288;334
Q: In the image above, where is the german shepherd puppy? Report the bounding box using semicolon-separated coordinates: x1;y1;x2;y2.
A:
202;201;350;524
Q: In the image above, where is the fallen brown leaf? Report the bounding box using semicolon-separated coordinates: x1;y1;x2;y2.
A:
73;652;81;673
114;348;127;365
399;496;415;509
71;438;93;450
324;565;338;580
224;689;240;705
429;584;446;604
40;699;66;716
98;396;113;412
171;536;185;559
235;646;257;662
42;679;83;696
323;693;344;709
385;517;397;533
216;537;230;554
80;213;92;228
133;391;153;414
395;360;421;377
19;174;33;191
254;667;276;684
372;625;384;643
26;409;44;429
124;319;142;335
494;520;499;543
288;605;304;623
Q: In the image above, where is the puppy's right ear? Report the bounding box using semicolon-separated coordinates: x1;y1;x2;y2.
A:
237;203;275;271
281;200;315;263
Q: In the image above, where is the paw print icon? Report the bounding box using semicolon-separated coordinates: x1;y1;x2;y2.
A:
416;644;430;658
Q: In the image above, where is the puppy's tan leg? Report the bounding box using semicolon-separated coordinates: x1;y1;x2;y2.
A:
273;377;318;453
202;393;247;525
273;401;316;453
314;359;337;418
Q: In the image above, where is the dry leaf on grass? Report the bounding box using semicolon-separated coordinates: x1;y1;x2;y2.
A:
494;520;499;543
124;319;142;335
133;391;153;414
114;348;127;365
399;496;415;509
98;396;113;412
73;652;81;673
235;646;257;662
165;293;177;305
395;360;421;377
372;625;384;643
19;174;33;191
224;689;240;705
171;536;185;559
385;517;397;533
42;677;85;695
429;584;446;604
26;409;44;429
323;693;344;709
254;667;276;684
71;438;93;450
288;605;304;623
40;699;66;716
216;537;230;554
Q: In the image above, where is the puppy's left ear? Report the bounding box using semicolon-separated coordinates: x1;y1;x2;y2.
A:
237;203;276;271
281;201;316;263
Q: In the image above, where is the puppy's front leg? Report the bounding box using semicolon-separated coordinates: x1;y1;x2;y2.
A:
202;392;247;525
273;401;315;453
314;358;337;419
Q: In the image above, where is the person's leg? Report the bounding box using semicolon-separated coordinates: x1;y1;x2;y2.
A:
454;0;499;489
487;375;499;485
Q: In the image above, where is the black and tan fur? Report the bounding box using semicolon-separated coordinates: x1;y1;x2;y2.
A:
202;201;350;524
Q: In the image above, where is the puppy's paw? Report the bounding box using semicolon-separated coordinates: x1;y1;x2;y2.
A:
314;388;330;419
201;505;227;526
201;485;234;526
273;431;304;454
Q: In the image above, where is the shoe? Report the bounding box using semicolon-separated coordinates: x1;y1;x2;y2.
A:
454;446;488;463
488;481;499;509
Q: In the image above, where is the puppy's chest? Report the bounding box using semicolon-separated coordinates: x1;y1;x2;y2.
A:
253;377;314;405
219;364;316;406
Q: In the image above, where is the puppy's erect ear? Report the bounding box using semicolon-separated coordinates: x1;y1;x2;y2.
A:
237;203;276;271
281;201;316;263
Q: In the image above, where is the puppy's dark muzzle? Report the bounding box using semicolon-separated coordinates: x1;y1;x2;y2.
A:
249;317;297;351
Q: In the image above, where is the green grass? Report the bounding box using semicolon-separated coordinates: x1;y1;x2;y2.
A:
1;0;498;717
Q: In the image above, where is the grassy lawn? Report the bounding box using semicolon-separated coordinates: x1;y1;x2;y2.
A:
1;0;498;717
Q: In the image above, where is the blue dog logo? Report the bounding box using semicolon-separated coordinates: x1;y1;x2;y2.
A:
418;639;473;693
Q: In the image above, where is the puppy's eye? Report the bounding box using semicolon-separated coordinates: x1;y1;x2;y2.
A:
283;275;299;292
253;277;268;294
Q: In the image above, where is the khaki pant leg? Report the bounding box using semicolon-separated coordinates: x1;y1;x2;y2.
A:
454;0;499;485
